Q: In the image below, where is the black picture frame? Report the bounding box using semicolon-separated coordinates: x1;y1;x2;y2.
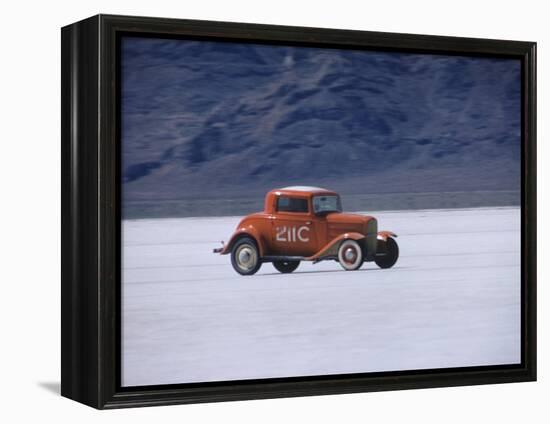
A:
61;14;537;409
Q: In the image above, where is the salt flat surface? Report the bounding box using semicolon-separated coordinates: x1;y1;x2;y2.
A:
122;207;521;386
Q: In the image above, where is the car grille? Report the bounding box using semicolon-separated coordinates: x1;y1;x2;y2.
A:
365;218;378;259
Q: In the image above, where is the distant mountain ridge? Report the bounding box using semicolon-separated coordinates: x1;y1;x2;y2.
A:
121;37;521;213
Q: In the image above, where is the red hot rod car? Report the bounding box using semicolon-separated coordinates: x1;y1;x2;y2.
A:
213;186;398;275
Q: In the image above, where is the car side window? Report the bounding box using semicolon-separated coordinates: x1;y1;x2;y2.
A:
276;196;309;213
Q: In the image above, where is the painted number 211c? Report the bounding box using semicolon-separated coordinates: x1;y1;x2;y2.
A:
276;226;310;243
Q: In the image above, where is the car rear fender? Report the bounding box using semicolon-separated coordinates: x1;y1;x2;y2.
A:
306;232;365;261
218;226;266;256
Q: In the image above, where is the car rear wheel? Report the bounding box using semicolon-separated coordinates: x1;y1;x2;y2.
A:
231;237;262;275
337;239;363;271
273;260;300;273
374;237;399;269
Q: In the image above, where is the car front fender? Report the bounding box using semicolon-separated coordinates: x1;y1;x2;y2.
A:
377;231;397;241
306;232;365;261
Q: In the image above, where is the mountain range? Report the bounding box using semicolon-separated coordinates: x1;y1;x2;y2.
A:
121;37;521;217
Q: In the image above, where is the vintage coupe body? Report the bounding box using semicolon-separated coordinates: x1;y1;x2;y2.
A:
214;186;399;275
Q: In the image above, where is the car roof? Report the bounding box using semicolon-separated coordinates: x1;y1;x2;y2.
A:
271;186;338;196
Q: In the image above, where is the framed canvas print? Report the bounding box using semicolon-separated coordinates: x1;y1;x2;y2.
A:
61;14;536;409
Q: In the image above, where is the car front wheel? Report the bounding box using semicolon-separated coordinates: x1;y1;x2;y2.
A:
337;239;363;271
273;260;300;273
231;237;262;275
374;237;399;269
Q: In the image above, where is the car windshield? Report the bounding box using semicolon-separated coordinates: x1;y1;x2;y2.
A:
312;195;342;214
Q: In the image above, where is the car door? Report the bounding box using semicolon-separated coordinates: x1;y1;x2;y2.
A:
270;196;318;256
